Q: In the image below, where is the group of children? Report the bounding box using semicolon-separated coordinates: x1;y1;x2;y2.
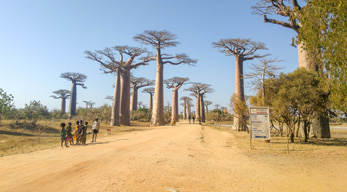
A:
60;118;100;147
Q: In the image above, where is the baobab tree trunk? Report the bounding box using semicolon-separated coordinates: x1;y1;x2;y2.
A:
183;100;187;120
69;81;77;117
205;105;209;115
151;49;165;126
298;42;331;138
187;104;191;118
149;93;153;112
60;98;66;114
196;92;201;123
110;69;121;126
200;95;205;123
120;71;131;125
175;89;179;122
171;89;178;123
298;42;310;69
130;87;138;112
233;56;244;129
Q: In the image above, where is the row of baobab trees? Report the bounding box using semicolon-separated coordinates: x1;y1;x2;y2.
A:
51;73;215;126
51;30;215;126
50;29;278;129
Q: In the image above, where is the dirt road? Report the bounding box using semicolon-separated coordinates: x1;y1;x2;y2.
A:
1;122;346;192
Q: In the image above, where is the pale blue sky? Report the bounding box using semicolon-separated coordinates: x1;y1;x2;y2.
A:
0;0;299;112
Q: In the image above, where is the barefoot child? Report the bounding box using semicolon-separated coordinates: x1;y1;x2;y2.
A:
60;123;68;147
74;121;80;144
66;122;74;146
81;122;88;145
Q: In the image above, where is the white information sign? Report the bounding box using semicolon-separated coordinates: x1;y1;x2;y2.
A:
250;107;270;140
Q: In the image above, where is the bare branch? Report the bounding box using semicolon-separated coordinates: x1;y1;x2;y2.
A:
134;30;180;49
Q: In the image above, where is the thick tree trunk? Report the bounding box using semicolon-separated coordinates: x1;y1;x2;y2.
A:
311;116;331;138
175;89;179;122
205;105;209;115
120;70;131;125
298;42;310;69
299;43;331;138
304;121;309;142
130;87;138;112
69;82;77;117
60;98;66;114
183;100;187;120
151;49;165;126
196;92;201;123
171;89;178;123
200;95;205;123
149;93;153;111
187;104;191;118
233;56;244;129
110;69;121;126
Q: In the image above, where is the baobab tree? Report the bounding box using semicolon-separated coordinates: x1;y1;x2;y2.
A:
205;100;212;115
83;101;95;109
134;30;197;126
180;96;192;120
130;77;154;112
252;0;330;138
251;0;312;69
83;101;89;109
142;87;154;111
105;96;113;101
60;72;87;118
212;38;267;129
186;83;214;123
245;57;283;105
50;89;70;114
165;77;189;122
85;46;152;126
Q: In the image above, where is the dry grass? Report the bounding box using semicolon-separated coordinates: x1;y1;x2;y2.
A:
206;122;347;158
0;119;152;157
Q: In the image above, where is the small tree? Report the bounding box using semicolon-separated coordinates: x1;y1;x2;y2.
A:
165;77;189;122
230;95;249;132
0;88;14;125
134;30;197;126
245;57;283;105
50;89;70;114
60;72;87;118
23;100;50;127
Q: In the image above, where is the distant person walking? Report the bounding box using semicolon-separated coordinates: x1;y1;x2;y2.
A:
60;123;68;147
73;121;80;144
92;118;100;142
66;122;74;146
192;115;195;124
188;115;191;124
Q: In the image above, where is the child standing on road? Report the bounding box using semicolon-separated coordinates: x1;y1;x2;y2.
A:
74;121;80;144
66;122;74;146
81;122;88;145
60;123;68;147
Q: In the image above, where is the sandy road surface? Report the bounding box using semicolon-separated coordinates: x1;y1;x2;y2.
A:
1;122;346;192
